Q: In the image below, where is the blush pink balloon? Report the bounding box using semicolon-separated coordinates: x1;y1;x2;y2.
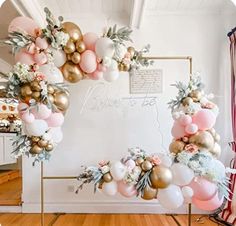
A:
35;37;49;50
88;70;103;80
192;109;216;130
8;16;39;36
31;104;52;120
192;192;223;211
185;123;198;135
98;64;107;72
27;43;37;54
15;50;35;65
79;50;97;73
34;52;48;65
178;114;192;126
171;121;187;139
21;112;35;123
118;181;137;198
17;102;29;114
46;112;64;127
190;177;217;201
83;32;99;51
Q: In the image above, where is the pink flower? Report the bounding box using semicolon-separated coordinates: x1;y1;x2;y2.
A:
185;144;198;153
98;160;109;167
150;155;162;166
124;52;131;59
202;102;215;109
34;28;42;37
36;74;46;81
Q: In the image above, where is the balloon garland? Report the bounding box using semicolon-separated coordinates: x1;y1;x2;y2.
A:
0;8;152;164
77;76;236;211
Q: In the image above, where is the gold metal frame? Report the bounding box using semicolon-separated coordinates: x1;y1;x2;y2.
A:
40;56;193;226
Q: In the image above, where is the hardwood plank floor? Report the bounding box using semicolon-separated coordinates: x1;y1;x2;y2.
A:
0;177;22;205
0;213;217;226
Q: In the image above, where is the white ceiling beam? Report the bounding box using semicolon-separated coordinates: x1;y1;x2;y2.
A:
10;0;46;27
129;0;146;29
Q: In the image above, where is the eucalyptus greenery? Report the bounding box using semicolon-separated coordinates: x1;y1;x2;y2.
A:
135;170;152;195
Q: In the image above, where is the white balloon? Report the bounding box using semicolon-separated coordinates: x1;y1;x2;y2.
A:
109;59;118;70
103;70;119;82
158;184;184;209
171;163;194;186
42;132;52;141
95;37;115;58
209;159;226;180
48;127;63;143
25;119;48;136
182;186;194;199
110;161;127;181
158;153;173;167
39;64;64;83
50;48;66;67
102;181;118;196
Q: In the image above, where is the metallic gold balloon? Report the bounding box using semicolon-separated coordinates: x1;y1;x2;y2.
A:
141;160;153;171
123;64;130;72
38;139;48;148
75;40;86;53
103;173;113;182
62;62;84;83
45;143;54;152
31;136;40;143
67;54;73;61
71;52;81;64
48;94;54;103
141;185;158;200
136;157;144;166
30;81;41;91
189;90;202;101
54;91;70;112
169;140;185;154
214;133;220;142
20;84;32;97
62;22;82;42
47;85;55;94
210;143;221;158
182;97;193;106
189;131;214;150
118;63;124;71
30;144;43;154
127;46;135;58
64;39;76;54
150;166;173;189
31;91;41;100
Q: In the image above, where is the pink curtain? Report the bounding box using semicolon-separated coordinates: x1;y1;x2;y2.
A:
220;30;236;225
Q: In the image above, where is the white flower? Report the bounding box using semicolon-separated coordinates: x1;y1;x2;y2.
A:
102;57;112;67
114;43;127;61
12;63;35;82
53;31;69;49
177;151;193;165
101;165;110;174
39;81;47;96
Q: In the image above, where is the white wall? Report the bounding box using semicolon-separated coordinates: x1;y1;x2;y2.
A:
22;10;236;213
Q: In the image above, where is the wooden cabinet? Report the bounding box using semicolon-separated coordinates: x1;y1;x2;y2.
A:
0;133;17;165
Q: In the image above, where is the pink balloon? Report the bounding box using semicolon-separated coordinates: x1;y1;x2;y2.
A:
31;104;52;120
35;37;48;50
21;112;35;123
178;115;192;126
192;192;223;211
34;52;47;65
171;121;187;139
192;109;216;130
15;50;35;65
98;64;107;72
8;16;39;36
190;177;217;201
46;112;64;127
125;159;136;171
185;123;198;135
118;181;137;198
83;32;99;51
88;70;103;80
26;43;37;54
17;102;29;114
79;50;97;73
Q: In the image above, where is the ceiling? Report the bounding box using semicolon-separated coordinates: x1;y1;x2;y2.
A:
0;0;235;66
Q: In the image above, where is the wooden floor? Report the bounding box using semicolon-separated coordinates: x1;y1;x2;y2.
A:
0;177;22;205
0;213;217;226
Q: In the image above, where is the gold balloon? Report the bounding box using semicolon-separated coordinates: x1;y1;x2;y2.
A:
127;46;135;58
141;160;153;171
54;91;70;112
118;63;124;71
169;140;185;154
20;84;32;97
141;185;158;200
182;97;193;106
31;91;41;100
62;22;82;42
76;40;86;53
38;139;48;148
62;62;83;83
210;143;221;158
67;54;73;61
103;173;113;182
48;94;55;103
214;133;221;142
189;131;214;150
30;81;41;91
208;128;216;137
30;144;43;154
136;157;144;166
150;166;173;189
189;90;202;101
47;85;55;94
123;64;130;72
71;52;81;64
31;136;40;143
64;39;76;54
45;143;54;152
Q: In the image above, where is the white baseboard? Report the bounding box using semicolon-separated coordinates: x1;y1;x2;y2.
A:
22;202;209;214
0;206;22;213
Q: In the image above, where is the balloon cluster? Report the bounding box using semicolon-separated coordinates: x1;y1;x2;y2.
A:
168;75;232;211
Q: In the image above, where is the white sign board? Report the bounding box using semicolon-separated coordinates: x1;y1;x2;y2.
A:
130;69;163;94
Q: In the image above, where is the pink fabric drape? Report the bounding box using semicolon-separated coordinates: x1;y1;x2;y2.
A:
220;30;236;225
